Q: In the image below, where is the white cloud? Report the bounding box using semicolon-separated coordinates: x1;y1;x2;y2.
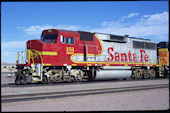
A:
2;40;27;49
18;11;169;42
91;11;169;41
127;13;139;18
121;13;139;21
143;11;169;25
1;41;27;63
3;52;16;56
18;25;54;35
101;21;122;27
19;24;89;35
143;14;149;18
1;52;17;63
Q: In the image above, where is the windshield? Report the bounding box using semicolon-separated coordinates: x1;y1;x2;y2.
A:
41;34;58;43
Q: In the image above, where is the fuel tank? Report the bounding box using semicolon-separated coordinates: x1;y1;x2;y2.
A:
95;69;132;80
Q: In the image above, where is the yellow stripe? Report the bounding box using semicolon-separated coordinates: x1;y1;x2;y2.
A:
40;51;58;56
44;64;51;66
33;80;41;82
70;53;158;65
33;75;40;76
124;64;128;66
159;48;168;52
71;56;157;65
94;34;103;55
87;64;92;66
72;64;77;66
105;64;110;66
27;49;57;56
44;63;158;67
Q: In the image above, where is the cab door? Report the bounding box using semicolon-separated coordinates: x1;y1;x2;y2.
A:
59;34;67;66
60;34;75;65
65;37;75;65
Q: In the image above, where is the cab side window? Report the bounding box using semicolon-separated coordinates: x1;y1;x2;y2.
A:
70;38;75;44
66;38;69;44
66;37;75;45
60;35;75;45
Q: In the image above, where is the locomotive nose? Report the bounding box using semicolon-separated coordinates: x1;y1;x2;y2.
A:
26;40;44;64
27;40;43;50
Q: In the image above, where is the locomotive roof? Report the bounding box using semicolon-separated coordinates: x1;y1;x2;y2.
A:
94;32;151;41
44;29;151;41
78;30;151;41
44;29;79;33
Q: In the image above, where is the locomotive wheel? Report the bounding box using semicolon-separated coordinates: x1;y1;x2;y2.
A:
143;70;150;79
136;73;143;79
20;75;28;85
15;77;21;85
70;76;76;83
77;74;83;81
42;76;48;84
149;69;156;79
133;69;143;79
143;73;150;79
20;79;26;85
15;76;25;85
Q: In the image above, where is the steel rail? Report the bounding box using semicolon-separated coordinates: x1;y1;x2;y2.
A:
1;83;169;103
1;78;168;88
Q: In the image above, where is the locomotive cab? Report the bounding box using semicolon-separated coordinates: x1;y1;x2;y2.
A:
40;32;58;44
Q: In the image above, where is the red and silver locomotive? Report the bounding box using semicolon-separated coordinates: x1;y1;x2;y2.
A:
15;29;169;84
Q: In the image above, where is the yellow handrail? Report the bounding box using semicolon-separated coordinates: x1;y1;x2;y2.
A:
27;49;43;65
17;52;19;64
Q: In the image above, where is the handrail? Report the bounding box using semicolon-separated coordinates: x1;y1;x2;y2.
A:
16;51;25;64
27;49;44;79
27;49;43;65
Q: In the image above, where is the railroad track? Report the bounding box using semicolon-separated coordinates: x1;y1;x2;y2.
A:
2;83;169;103
1;78;168;88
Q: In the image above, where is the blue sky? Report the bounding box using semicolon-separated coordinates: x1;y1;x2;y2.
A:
1;1;169;63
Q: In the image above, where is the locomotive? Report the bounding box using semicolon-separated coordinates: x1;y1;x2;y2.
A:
15;29;169;84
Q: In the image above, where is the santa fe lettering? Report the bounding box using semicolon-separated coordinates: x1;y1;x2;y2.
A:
107;47;149;62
